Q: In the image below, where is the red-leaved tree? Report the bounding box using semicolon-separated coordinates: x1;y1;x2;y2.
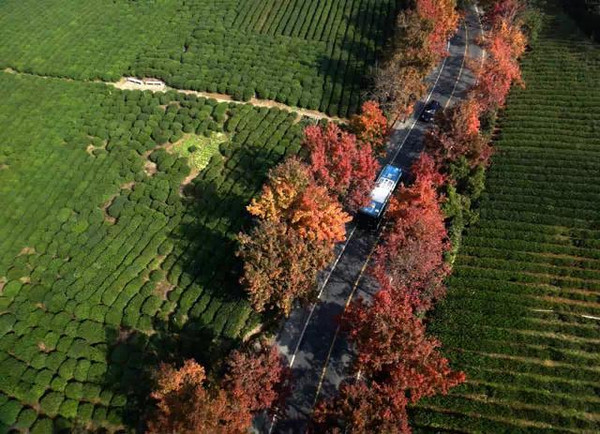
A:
424;98;492;170
416;0;460;58
472;14;526;110
313;380;410;434
223;343;290;414
371;154;450;312
484;0;524;27
304;123;380;212
343;291;465;400
314;291;465;433
237;220;334;315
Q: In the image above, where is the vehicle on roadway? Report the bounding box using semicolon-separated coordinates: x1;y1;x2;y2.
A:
420;99;442;122
358;164;402;228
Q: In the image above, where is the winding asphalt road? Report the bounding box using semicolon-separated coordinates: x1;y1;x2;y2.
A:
262;7;485;433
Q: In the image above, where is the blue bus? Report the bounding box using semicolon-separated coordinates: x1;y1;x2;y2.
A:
358;164;402;226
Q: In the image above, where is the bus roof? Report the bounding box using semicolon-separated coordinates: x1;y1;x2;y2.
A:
359;164;402;219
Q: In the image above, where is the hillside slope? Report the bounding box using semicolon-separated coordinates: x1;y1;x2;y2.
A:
412;2;600;432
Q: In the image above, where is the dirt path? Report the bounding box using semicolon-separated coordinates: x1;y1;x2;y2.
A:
2;68;344;122
111;78;345;123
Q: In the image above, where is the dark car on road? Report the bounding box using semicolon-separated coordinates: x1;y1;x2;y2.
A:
420;100;441;122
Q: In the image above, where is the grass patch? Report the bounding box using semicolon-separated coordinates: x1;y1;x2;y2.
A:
171;133;228;172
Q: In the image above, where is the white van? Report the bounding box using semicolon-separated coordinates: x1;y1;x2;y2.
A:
126;77;144;85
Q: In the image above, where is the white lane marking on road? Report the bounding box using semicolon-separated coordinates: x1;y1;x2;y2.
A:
311;231;382;409
445;20;469;108
474;4;486;72
268;226;357;434
287;226;357;368
389;44;450;163
308;9;489;413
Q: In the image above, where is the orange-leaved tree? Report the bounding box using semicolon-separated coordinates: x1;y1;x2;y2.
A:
350;100;390;155
239;157;349;314
148;344;289;433
147;360;246;434
247;157;350;243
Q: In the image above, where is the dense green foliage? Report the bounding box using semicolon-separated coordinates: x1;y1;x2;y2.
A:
0;0;182;81
0;0;403;117
412;4;600;432
132;0;403;117
0;72;306;431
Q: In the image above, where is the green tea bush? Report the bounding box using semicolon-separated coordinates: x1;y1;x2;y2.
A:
0;399;22;425
30;418;53;434
58;359;77;380
39;392;63;417
65;382;83;401
50;376;68;393
15;408;37;429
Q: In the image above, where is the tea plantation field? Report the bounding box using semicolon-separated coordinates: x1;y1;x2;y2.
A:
0;0;403;117
0;71;307;431
412;3;600;433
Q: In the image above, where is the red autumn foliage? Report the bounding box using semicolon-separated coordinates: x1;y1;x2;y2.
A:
371;154;450;312
343;291;465;401
416;0;460;58
314;291;465;433
304;123;380;211
223;343;290;414
313;380;410;434
238;219;334;315
484;0;524;27
424;98;492;169
350;100;390;156
148;345;289;434
472;13;526;110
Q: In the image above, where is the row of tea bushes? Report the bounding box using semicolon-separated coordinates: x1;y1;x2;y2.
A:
0;0;182;81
